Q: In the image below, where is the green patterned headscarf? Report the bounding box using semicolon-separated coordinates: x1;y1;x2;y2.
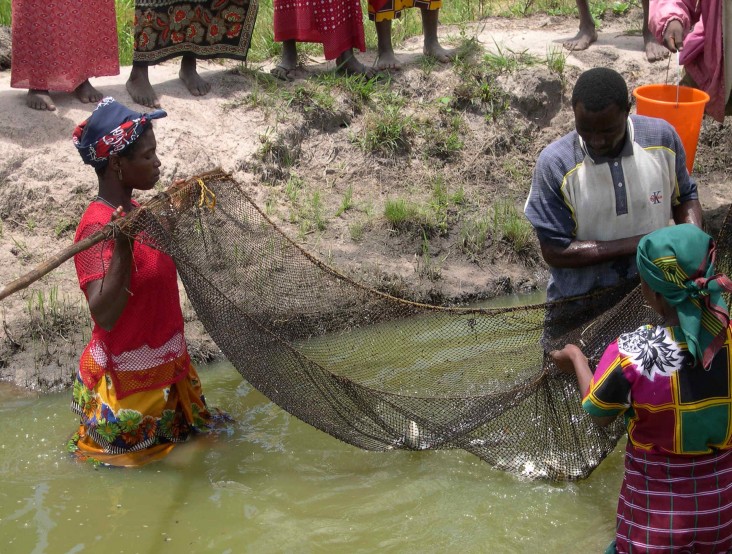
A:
637;224;732;368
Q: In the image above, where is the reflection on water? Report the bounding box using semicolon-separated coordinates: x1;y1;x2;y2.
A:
475;289;547;309
0;363;624;553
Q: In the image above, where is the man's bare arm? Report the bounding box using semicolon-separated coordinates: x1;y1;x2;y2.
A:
540;199;703;269
539;234;644;269
673;198;703;228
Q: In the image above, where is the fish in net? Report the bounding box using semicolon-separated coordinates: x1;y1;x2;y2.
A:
84;170;732;480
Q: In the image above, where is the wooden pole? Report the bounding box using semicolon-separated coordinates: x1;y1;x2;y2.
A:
0;169;226;302
0;227;113;301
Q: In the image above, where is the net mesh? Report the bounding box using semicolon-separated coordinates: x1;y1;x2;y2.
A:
123;170;732;480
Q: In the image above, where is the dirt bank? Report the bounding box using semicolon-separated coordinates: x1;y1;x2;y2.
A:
0;11;729;392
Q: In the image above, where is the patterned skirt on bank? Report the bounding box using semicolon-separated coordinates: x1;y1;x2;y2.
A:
133;0;259;65
273;0;366;60
367;0;441;22
612;444;732;553
10;0;119;91
69;357;228;467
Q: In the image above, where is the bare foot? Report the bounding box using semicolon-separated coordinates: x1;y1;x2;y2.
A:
423;42;456;63
26;89;55;111
336;50;381;79
126;64;161;108
270;63;308;81
421;9;455;64
271;40;309;81
74;80;103;104
644;30;669;62
376;50;402;71
563;27;598;51
179;55;211;97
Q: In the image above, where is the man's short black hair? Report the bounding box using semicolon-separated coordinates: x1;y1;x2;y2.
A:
571;67;630;112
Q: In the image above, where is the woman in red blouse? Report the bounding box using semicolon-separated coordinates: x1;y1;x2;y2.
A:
68;97;225;466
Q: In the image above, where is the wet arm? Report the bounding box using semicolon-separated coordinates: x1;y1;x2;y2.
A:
539;235;644;269
672;198;702;228
551;345;615;427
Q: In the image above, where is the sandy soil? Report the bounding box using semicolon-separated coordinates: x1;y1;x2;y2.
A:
0;11;729;391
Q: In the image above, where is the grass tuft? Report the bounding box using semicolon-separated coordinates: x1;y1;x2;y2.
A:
359;103;413;156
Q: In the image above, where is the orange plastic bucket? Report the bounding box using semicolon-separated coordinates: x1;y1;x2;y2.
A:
633;84;709;174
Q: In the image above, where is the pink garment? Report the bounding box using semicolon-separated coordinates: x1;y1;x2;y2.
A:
649;0;725;121
10;0;119;92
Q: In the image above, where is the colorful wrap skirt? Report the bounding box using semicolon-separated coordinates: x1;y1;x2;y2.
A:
69;356;227;467
133;0;259;65
368;0;441;22
612;444;732;553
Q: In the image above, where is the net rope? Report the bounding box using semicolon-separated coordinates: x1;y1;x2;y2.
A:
124;170;732;480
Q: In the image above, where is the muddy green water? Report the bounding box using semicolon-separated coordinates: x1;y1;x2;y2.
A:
0;357;625;554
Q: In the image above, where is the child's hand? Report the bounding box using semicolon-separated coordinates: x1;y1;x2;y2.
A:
550;344;585;374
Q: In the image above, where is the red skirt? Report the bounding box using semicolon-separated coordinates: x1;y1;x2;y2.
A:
615;444;732;553
272;0;366;60
10;0;119;91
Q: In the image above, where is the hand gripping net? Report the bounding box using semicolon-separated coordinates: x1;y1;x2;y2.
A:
130;171;732;480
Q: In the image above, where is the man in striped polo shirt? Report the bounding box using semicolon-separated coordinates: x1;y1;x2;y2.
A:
524;67;703;347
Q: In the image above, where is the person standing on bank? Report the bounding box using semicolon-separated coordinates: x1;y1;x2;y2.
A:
564;0;668;62
649;0;731;121
271;0;378;80
127;0;259;108
368;0;455;70
10;0;119;111
524;67;702;347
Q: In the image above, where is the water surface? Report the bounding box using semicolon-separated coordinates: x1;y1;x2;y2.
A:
0;362;624;553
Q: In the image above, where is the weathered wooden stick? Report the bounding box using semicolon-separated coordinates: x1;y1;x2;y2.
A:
0;170;225;302
0;227;115;301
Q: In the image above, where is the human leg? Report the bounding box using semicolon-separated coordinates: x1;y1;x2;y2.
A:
271;40;307;81
563;0;597;51
641;0;669;62
336;49;380;78
375;20;401;70
126;62;161;109
178;53;211;97
421;8;455;62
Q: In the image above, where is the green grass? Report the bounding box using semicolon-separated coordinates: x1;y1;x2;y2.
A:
359;103;414;156
459;199;534;258
116;0;135;66
484;43;540;73
335;185;354;217
491;199;534;255
545;45;568;75
294;190;327;237
459;214;492;259
383;178;465;238
384;198;417;229
0;0;9;26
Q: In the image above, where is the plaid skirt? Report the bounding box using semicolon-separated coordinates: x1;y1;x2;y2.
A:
613;444;732;553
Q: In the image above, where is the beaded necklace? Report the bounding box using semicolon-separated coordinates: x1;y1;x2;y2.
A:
94;195;119;210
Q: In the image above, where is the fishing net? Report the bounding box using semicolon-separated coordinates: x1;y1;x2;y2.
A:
124;170;732;480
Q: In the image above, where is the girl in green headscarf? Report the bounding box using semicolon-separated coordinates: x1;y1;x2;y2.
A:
552;223;732;554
